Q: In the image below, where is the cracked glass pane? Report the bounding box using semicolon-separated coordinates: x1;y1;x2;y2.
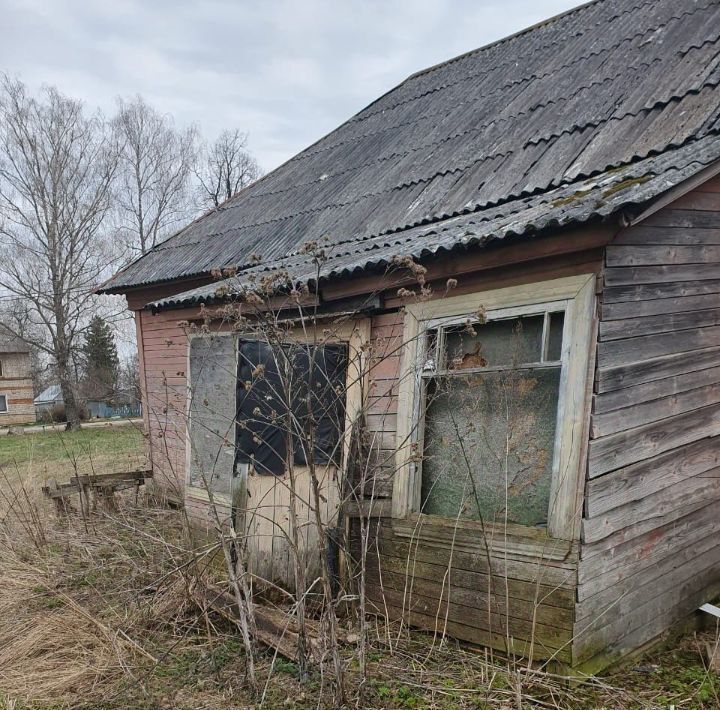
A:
421;367;560;526
444;315;544;370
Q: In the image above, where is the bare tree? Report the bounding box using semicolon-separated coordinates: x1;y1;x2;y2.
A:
0;76;118;430
113;95;197;256
196;129;261;207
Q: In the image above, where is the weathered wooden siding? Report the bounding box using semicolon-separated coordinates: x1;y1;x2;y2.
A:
576;178;720;670
0;352;35;425
353;518;577;664
355;248;607;663
365;312;403;498
136;308;189;500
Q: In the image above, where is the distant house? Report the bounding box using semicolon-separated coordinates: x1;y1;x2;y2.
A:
33;384;64;419
86;389;141;419
100;0;720;673
35;384;141;420
0;326;34;425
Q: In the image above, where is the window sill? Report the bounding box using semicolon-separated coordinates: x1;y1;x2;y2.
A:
392;513;577;563
186;486;232;507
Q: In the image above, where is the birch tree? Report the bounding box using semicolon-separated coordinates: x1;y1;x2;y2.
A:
196;129;261;207
113;95;197;256
0;76;118;430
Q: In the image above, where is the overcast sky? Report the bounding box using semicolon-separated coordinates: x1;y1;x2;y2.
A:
1;0;580;171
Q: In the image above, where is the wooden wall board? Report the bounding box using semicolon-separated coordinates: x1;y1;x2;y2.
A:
596;346;720;393
585;438;720;518
593;365;720;414
576;181;720;672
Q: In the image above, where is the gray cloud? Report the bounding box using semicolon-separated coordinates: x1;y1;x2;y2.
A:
0;0;578;170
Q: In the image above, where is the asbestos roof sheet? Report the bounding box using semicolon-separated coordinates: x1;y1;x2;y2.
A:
103;0;720;295
151;134;720;310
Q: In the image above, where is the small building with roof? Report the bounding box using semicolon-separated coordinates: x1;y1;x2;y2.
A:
0;326;34;426
99;0;720;672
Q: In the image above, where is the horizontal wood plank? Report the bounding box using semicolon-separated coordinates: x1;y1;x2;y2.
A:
588;401;720;477
596;326;720;369
604;264;720;286
359;549;574;609
370;523;575;588
596;347;720;393
576;533;720;626
585;437;720;518
606;245;720;267
574;553;720;666
613;226;720;245
590;381;720;438
599;308;720;341
593;365;720;414
582;470;720;544
603;279;720;305
601;293;720;321
640;209;720;229
578;501;719;595
365;585;571;659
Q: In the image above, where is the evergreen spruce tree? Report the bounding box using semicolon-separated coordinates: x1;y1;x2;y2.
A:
81;316;119;402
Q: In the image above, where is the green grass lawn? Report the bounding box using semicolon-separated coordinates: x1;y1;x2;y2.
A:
0;425;147;493
0;425;144;467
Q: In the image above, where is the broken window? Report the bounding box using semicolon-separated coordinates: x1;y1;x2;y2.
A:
188;335;238;495
187;334;349;494
236;340;348;475
419;307;566;527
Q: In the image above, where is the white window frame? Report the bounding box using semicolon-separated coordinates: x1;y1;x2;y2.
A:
0;394;8;413
392;274;596;541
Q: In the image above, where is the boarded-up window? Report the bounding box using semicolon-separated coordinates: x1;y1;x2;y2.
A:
188;334;237;495
236;340;348;475
420;310;565;527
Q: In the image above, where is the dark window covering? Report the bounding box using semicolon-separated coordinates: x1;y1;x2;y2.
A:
235;339;348;475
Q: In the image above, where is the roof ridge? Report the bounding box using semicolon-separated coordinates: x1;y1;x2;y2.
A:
403;0;607;84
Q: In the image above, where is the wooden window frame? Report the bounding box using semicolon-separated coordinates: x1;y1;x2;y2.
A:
0;393;7;414
392;274;596;541
185;319;371;507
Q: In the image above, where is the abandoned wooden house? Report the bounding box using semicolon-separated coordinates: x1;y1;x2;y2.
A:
0;325;34;426
100;0;720;672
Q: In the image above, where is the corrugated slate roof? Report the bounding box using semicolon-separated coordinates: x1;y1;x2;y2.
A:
103;0;720;296
150;134;720;310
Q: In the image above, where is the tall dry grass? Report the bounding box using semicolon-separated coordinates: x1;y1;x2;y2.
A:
0;457;717;708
